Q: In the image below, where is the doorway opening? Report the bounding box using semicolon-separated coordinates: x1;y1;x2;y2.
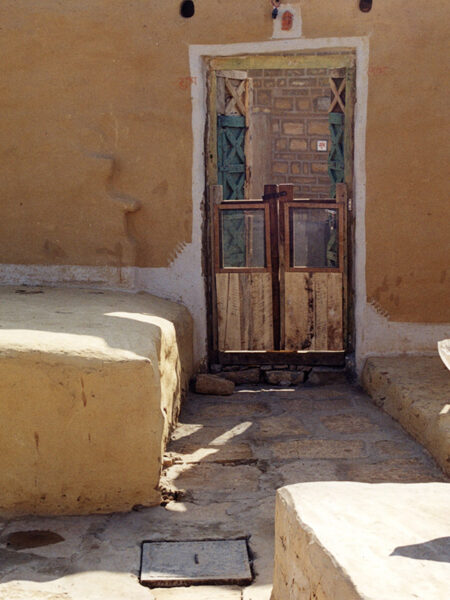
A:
204;52;356;368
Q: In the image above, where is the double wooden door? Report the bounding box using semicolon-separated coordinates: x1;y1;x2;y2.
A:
211;183;347;361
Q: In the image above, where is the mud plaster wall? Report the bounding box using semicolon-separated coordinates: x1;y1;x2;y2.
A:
1;1;449;365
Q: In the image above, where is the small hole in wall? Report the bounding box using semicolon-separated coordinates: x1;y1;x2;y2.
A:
359;0;373;12
180;0;195;18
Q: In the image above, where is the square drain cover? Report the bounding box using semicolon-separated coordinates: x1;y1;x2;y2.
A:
140;539;253;587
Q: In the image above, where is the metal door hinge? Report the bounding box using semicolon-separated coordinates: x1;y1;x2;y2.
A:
348;197;352;211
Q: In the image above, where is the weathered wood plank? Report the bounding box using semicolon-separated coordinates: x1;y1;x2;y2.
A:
284;272;343;351
314;273;328;349
209;186;223;356
216;273;241;351
336;183;348;349
266;184;281;350
284;272;312;351
210;53;355;72
249;273;273;349
216;70;248;80
248;112;271;198
344;66;356;350
216;272;273;351
218;351;346;367
207;70;218;187
216;75;225;114
326;272;344;350
278;185;294;350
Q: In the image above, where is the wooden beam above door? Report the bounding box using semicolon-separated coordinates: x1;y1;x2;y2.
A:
208;53;355;72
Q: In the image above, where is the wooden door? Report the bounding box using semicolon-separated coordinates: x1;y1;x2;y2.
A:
212;186;273;351
279;184;346;352
211;184;347;361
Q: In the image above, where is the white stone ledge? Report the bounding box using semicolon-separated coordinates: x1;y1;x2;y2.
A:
272;482;450;600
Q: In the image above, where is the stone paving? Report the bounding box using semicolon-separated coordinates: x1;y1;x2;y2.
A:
0;383;446;600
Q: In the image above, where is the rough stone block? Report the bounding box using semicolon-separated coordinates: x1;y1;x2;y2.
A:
310;161;328;174
221;368;260;385
274;98;293;111
313;96;331;111
274;138;288;151
265;370;305;386
272;482;450;599
289;138;308;152
282;121;304;135
308;120;329;135
195;374;235;396
296;98;311;111
273;161;289;174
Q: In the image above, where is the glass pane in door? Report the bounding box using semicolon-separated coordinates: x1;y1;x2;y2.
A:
220;209;266;268
290;207;339;268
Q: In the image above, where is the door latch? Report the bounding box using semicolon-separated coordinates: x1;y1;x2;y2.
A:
261;191;287;201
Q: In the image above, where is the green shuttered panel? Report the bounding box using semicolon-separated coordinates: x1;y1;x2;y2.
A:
217;115;246;200
328;112;345;198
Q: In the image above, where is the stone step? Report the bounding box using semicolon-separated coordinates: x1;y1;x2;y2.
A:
362;355;450;476
273;482;450;600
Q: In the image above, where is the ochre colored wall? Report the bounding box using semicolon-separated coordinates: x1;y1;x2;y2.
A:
0;1;448;323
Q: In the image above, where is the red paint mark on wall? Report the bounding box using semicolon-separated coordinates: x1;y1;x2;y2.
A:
177;76;197;90
34;432;40;451
281;10;293;31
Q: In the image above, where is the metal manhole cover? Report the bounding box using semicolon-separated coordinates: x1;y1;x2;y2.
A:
140;538;253;587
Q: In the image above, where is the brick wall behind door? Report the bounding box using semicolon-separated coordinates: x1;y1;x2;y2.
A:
249;68;332;198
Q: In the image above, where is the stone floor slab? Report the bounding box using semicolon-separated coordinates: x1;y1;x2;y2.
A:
140;539;252;587
271;439;366;460
320;413;379;433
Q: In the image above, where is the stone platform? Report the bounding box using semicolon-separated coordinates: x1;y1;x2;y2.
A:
0;286;193;515
362;355;450;476
272;482;450;600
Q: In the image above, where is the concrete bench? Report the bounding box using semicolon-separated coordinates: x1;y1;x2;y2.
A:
272;482;450;600
0;286;193;515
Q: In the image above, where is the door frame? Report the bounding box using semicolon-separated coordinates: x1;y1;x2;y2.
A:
204;51;356;367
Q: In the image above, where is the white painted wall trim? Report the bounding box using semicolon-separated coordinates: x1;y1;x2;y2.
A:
2;36;448;372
